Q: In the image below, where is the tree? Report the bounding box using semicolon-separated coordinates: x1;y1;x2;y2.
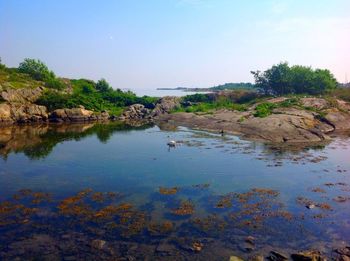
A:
18;58;53;81
0;57;5;70
251;62;337;95
96;78;112;92
18;58;64;90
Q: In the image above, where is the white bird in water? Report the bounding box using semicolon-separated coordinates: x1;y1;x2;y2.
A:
167;140;176;147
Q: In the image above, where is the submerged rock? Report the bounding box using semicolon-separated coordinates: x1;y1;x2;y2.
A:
291;250;323;261
268;250;288;261
230;256;244;261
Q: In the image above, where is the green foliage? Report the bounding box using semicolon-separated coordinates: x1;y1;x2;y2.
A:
18;58;52;81
254;102;276;118
183;93;214;103
18;58;65;90
96;78;112;92
36;91;70;111
0;67;42;90
251;62;337;95
210;82;255;91
330;88;350;102
174;96;247;113
37;79;157;115
0;57;5;70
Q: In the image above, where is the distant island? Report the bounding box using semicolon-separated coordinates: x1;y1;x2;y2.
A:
157;82;256;92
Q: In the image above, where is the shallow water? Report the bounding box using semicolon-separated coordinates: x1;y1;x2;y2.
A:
0;122;349;260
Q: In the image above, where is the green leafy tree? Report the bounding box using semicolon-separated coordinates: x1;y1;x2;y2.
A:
251;62;337;95
18;58;52;81
96;78;112;92
18;58;64;90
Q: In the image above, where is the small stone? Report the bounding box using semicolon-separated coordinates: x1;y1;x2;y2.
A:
192;242;203;252
91;239;106;250
291;250;322;261
340;255;350;261
230;256;244;261
306;204;316;209
335;247;350;256
245;236;255;245
249;255;264;261
333;196;348;203
269;250;288;261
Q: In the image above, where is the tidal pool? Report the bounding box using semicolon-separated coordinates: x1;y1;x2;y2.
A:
0;122;349;260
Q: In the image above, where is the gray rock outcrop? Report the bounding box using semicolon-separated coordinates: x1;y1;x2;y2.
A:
151;96;181;117
1;87;44;103
118;104;151;121
0;102;48;124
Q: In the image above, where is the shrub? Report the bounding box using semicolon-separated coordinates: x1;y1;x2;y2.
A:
36;90;70;111
96;78;112;92
329;88;350;102
18;58;52;81
18;58;65;90
254;102;276;117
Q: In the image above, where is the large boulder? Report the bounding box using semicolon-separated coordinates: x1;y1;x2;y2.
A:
0;103;12;123
151;96;181;117
49;106;109;122
119;104;151;121
0;102;48;124
1;87;44;103
324;109;350;130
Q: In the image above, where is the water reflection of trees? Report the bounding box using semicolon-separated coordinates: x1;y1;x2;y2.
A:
0;122;153;160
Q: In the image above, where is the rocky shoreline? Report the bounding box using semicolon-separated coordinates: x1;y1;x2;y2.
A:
1;86;350;143
122;96;350;144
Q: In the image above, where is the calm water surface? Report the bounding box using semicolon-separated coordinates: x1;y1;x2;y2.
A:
0;122;349;260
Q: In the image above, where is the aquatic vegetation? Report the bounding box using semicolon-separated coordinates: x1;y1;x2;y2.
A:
147;221;174;235
192;214;227;232
215;193;234;208
91;192;105;203
0;201;37;226
171;200;195;216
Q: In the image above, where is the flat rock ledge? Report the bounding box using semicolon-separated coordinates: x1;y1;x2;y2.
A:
154;97;350;144
0;103;109;124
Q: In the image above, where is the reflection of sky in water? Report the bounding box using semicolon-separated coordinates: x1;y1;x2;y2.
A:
0;123;350;258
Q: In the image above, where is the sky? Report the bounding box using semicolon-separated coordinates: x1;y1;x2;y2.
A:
0;0;349;91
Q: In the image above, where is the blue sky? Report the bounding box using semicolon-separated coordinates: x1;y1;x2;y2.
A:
0;0;349;91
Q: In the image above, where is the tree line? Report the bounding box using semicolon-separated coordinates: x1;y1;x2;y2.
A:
251;62;337;95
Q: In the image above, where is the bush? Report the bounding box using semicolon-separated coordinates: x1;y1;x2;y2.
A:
329;88;350;102
96;78;112;92
18;58;65;90
254;102;276;117
36;90;70;111
183;93;214;103
18;58;52;81
45;77;65;90
0;57;5;70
